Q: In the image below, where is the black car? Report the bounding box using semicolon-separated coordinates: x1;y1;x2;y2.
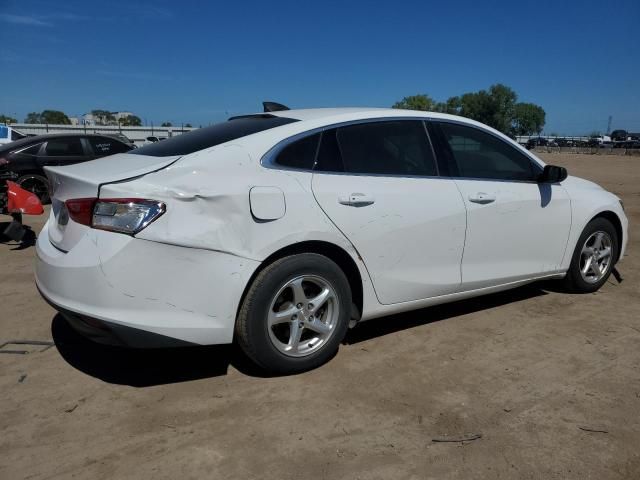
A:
0;133;133;203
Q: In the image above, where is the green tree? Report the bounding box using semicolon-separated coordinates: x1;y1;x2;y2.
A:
392;94;436;111
25;112;43;123
185;123;193;128
0;114;18;124
91;109;116;125
392;84;545;136
24;110;73;124
119;115;142;126
161;122;172;127
512;103;546;136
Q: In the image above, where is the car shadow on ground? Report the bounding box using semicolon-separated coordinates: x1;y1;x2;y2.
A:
0;221;37;250
51;284;550;387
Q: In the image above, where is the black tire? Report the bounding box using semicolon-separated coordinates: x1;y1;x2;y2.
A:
563;217;619;293
236;253;352;374
17;174;51;204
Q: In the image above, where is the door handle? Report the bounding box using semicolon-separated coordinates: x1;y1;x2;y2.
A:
338;193;375;207
468;192;496;204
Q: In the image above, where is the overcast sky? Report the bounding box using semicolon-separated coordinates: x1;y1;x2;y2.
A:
1;0;638;134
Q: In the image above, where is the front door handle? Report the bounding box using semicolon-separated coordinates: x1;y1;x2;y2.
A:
468;192;496;204
338;193;375;207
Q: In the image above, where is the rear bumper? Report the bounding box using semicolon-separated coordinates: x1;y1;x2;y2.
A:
35;220;260;346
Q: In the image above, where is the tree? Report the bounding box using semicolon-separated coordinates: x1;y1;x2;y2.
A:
185;123;193;128
25;112;42;123
392;84;545;136
40;110;71;124
161;122;173;127
512;103;546;136
392;94;436;111
119;115;142;126
24;110;70;124
91;109;116;125
0;114;17;124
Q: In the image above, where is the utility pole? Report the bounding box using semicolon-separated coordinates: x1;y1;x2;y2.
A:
607;116;612;135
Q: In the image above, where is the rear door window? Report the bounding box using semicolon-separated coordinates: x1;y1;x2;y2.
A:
44;138;85;156
274;133;320;170
88;137;131;156
335;121;437;176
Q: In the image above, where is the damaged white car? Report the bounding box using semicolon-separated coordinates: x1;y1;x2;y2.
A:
35;105;628;373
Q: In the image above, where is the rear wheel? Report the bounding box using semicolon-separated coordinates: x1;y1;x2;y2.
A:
236;253;352;374
17;174;50;204
563;217;618;293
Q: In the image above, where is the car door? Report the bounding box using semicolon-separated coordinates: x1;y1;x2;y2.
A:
40;137;91;167
429;120;571;291
311;120;467;305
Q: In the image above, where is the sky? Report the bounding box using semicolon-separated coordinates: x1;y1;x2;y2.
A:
0;0;638;134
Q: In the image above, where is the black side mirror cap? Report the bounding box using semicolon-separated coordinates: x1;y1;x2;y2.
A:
538;164;568;183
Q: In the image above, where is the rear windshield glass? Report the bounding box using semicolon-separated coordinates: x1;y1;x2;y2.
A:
131;115;298;157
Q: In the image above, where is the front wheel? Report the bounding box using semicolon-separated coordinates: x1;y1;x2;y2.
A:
236;253;352;374
563;217;618;293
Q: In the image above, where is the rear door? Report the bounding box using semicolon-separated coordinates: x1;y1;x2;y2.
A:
311;120;467;305
429;120;571;290
40;137;91;167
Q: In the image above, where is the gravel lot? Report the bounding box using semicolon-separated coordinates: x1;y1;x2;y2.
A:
1;153;639;479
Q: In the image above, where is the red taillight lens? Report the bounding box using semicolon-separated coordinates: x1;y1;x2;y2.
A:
65;198;97;226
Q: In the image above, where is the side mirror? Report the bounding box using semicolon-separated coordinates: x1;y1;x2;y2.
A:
538;164;568;183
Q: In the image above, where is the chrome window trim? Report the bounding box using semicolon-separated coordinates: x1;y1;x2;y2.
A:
11;142;44;156
260;116;438;176
260;115;546;183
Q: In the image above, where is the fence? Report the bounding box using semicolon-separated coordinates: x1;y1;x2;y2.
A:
531;146;640;156
10;123;197;145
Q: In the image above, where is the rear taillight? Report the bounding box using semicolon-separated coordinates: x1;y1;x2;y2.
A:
64;198;165;235
65;198;96;226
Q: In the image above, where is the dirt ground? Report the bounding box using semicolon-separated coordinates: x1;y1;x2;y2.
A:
1;153;639;479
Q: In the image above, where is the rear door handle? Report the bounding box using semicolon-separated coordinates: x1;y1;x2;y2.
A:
339;193;375;207
468;192;496;204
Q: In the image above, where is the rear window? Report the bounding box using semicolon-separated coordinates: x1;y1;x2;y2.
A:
131;115;298;157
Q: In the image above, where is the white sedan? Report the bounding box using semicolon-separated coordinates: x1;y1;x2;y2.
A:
35;106;628;373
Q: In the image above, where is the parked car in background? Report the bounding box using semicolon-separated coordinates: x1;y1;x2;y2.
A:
35;106;627;373
0;133;133;203
0;125;27;145
525;137;550;149
610;130;628;141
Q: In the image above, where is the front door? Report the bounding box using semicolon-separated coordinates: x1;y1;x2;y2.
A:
430;121;571;291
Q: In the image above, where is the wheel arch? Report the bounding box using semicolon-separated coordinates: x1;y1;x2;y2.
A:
591;210;623;262
235;240;364;326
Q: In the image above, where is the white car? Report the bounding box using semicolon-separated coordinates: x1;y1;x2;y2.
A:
35;107;628;373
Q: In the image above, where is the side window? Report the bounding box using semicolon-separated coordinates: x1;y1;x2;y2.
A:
315;129;344;172
438;122;537;181
44;138;84;156
89;137;130;156
274;133;320;170
16;143;43;156
335;121;437;176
